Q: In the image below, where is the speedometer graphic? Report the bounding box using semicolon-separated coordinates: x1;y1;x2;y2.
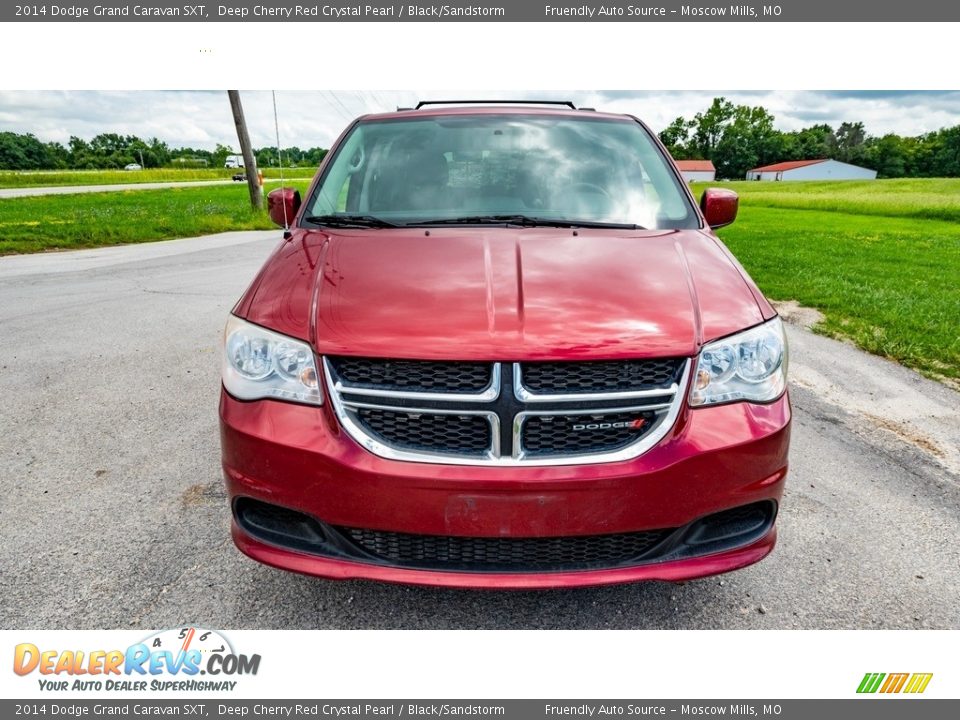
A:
140;627;234;660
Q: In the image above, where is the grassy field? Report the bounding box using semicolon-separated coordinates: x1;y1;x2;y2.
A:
0;180;312;254
699;178;960;223
0;177;957;383
692;180;960;384
0;167;317;188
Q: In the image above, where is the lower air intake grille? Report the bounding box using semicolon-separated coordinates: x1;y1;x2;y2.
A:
234;498;778;574
357;407;491;456
340;526;673;571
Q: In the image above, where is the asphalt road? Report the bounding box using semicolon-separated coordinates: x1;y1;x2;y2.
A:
1;231;958;630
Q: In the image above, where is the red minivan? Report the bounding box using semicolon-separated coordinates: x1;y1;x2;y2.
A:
219;101;790;589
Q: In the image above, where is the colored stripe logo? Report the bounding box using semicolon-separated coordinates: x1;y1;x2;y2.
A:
857;672;933;694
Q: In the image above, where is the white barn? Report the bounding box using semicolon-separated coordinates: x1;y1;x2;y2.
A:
675;159;716;183
746;158;877;181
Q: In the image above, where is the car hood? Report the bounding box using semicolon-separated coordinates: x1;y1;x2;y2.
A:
240;227;769;361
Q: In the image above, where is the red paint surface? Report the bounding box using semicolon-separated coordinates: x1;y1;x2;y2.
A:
700;187;739;229
220;389;790;587
241;227;766;359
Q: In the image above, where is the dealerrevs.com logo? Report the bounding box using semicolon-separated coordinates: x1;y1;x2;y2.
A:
13;627;261;692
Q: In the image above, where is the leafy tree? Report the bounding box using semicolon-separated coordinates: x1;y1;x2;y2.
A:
790;124;837;161
835;121;867;164
303;147;328;166
0;131;331;171
0;132;64;169
255;145;327;168
929;126;960;176
44;141;69;168
691;97;735;159
211;143;236;168
0;132;30;169
658;117;693;158
865;134;908;177
713;105;781;179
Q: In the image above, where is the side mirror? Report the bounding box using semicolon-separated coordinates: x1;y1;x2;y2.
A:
267;188;302;228
700;188;738;229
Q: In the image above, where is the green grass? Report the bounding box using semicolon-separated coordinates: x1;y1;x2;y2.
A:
0;167;317;188
698;181;960;383
0;181;312;255
693;178;960;223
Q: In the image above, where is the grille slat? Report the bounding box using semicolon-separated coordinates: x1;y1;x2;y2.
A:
520;359;682;394
357;407;491;456
330;357;492;393
341;526;672;571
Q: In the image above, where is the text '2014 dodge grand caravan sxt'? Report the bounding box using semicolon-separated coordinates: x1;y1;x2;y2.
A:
219;101;790;589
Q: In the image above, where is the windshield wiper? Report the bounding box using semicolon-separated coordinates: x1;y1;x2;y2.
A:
414;215;644;230
303;214;401;228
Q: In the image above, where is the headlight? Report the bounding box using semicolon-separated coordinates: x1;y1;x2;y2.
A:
689;317;787;407
222;315;322;405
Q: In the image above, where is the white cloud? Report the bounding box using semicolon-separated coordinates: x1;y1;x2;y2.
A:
0;90;958;150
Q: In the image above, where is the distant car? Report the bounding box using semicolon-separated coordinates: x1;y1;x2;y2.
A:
232;173;245;182
124;163;142;171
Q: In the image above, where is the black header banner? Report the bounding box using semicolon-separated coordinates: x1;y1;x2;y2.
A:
5;0;960;22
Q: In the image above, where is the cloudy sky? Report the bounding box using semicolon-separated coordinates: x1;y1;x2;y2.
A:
1;90;958;151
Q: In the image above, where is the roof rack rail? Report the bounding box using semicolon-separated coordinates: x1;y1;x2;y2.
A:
410;100;579;110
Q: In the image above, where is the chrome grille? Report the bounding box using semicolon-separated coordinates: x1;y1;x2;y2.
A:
327;357;493;394
325;357;688;466
521;410;661;456
520;359;684;394
357;406;492;456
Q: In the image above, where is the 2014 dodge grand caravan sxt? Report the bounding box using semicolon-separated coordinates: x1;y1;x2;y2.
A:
219;101;791;588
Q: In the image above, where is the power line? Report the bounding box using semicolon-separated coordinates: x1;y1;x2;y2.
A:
344;90;371;116
357;90;377;112
321;90;353;123
327;90;358;121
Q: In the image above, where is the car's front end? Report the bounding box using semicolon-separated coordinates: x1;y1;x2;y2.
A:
219;103;790;588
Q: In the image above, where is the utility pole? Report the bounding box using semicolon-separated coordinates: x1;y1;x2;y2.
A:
227;90;263;210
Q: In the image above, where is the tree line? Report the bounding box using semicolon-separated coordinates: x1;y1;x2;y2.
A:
0;132;328;171
4;101;960;180
660;97;960;179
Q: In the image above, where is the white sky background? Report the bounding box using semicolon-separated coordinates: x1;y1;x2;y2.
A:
0;90;958;152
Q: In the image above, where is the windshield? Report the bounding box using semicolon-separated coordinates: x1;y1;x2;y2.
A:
305;114;698;229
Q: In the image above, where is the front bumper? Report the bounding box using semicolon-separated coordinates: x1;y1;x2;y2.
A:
220;389;790;588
